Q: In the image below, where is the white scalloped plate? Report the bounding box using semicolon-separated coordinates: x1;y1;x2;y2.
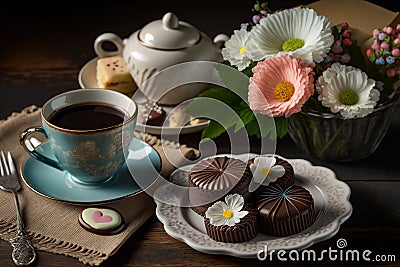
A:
155;154;352;257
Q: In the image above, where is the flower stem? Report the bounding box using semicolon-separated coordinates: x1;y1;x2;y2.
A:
315;122;345;158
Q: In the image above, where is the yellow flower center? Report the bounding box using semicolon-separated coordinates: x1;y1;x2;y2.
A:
273;81;295;102
239;46;247;54
339;89;359;105
282;38;305;51
259;167;272;175
223;209;233;218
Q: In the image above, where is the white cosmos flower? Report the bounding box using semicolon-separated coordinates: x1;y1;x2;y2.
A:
221;28;252;71
205;194;248;227
247;7;333;64
316;63;380;119
250;156;285;186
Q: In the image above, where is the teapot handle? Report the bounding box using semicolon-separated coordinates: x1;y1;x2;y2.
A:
94;33;124;58
213;33;229;62
213;33;229;49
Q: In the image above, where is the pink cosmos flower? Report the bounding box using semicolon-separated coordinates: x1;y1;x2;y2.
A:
248;54;314;118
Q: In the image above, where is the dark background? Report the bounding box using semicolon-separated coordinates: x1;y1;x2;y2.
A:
0;0;397;117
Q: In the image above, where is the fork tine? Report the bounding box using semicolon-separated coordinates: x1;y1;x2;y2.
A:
0;151;4;176
7;151;16;174
1;151;9;176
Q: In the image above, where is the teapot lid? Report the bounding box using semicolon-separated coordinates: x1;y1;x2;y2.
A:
138;12;201;50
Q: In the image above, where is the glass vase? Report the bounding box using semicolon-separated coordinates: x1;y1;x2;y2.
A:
287;94;399;162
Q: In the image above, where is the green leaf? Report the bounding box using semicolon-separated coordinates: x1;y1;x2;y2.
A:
246;119;262;138
186;87;254;137
244;113;277;140
196;87;242;107
214;63;250;101
241;61;258;77
258;114;277;140
331;25;339;38
236;102;255;125
274;116;287;139
200;120;226;140
233;105;253;132
185;96;241;136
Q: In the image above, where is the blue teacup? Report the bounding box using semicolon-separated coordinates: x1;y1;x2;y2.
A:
20;89;137;184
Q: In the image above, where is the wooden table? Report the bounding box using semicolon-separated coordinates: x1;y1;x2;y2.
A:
1;1;399;266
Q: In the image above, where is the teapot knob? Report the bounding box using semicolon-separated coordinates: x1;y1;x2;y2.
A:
162;12;179;29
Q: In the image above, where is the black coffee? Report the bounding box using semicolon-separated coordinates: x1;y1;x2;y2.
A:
49;103;126;130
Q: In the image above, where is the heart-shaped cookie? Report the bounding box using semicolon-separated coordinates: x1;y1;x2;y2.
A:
79;206;125;235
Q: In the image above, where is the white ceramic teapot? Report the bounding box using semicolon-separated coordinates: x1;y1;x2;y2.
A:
94;12;229;105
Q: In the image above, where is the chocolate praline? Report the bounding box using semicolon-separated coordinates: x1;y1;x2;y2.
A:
189;156;252;216
255;184;316;237
248;155;294;190
204;204;258;243
137;100;166;126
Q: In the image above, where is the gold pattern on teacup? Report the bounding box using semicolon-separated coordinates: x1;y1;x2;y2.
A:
69;140;100;161
73;160;123;178
105;131;132;158
46;131;133;178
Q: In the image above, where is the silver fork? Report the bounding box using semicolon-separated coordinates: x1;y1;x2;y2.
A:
0;151;36;266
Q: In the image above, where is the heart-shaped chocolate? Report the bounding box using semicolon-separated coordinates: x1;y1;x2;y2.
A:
79;206;125;235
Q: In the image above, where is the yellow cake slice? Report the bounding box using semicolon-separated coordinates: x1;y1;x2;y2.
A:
96;56;137;96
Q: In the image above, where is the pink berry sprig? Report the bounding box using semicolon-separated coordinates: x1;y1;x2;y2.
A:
365;23;400;78
323;22;353;69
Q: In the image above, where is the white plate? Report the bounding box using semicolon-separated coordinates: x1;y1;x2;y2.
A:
78;58;209;135
155;154;352;257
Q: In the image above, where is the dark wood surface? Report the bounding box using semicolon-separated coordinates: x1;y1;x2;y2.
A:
1;1;399;266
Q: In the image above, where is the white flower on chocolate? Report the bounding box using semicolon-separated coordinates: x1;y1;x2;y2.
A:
205;193;248;227
250;156;285;186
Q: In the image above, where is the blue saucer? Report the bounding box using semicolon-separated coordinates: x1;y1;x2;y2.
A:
20;138;161;204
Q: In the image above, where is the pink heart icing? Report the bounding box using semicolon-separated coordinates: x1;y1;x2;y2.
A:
92;210;113;223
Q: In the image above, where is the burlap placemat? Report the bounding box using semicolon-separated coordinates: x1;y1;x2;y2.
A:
0;105;200;266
